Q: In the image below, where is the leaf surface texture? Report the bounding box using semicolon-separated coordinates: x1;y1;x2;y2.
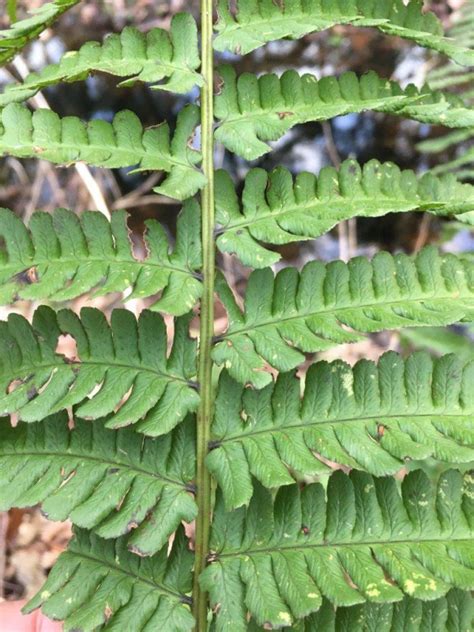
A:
0;202;202;315
0;414;197;554
25;527;195;631
0;13;202;105
215;160;474;267
208;353;474;509
0;307;199;435
202;470;474;630
215;67;474;160
214;0;474;65
0;103;205;200
213;247;474;387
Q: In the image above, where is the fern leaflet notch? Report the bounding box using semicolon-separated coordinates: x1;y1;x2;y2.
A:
0;202;202;316
25;527;195;631
215;66;474;160
214;0;474;66
208;352;474;509
0;306;199;436
202;469;474;630
213;247;474;388
215;159;474;268
0;13;203;106
269;591;474;632
0;414;197;555
0;103;206;200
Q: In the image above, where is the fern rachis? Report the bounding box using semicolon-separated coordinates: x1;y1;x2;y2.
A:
0;1;472;631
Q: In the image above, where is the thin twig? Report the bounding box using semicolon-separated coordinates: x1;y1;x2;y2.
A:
413;213;432;252
322;121;357;262
112;172;161;208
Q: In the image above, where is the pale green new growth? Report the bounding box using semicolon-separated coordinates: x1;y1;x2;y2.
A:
0;0;79;64
201;469;474;630
213;247;474;387
208;353;474;509
0;202;202;315
0;13;203;106
25;527;195;632
0;307;199;435
214;0;474;65
0;414;197;555
215;66;474;160
215;159;474;267
0;103;206;200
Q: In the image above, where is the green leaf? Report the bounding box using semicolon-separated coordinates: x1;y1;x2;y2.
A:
401;327;474;362
212;247;474;388
0;306;199;436
214;0;474;65
417;128;474;154
0;0;79;65
201;470;474;631
0;103;206;200
258;590;474;631
207;353;474;509
0;202;202;315
0;414;197;555
0;13;203;106
431;147;474;181
214;66;474;160
215;160;474;268
24;526;194;632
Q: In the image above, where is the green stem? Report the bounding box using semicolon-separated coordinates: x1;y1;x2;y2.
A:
193;0;215;629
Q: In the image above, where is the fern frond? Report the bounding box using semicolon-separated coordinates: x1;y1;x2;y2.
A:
215;160;474;268
0;202;202;315
256;591;473;631
428;68;474;92
402;326;474;362
25;526;194;631
0;103;206;200
201;470;474;631
0;14;203;106
0;307;199;435
417;128;474;154
214;0;474;65
215;66;474;160
0;0;79;65
431;147;474;181
0;414;196;555
212;247;474;388
416;2;474;184
207;353;474;509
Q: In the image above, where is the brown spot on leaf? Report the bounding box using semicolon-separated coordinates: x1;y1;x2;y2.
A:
104;604;113;620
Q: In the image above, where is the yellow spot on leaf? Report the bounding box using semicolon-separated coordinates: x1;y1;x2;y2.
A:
278;612;292;624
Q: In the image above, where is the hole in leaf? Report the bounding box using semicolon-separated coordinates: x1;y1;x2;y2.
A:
55;334;78;361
